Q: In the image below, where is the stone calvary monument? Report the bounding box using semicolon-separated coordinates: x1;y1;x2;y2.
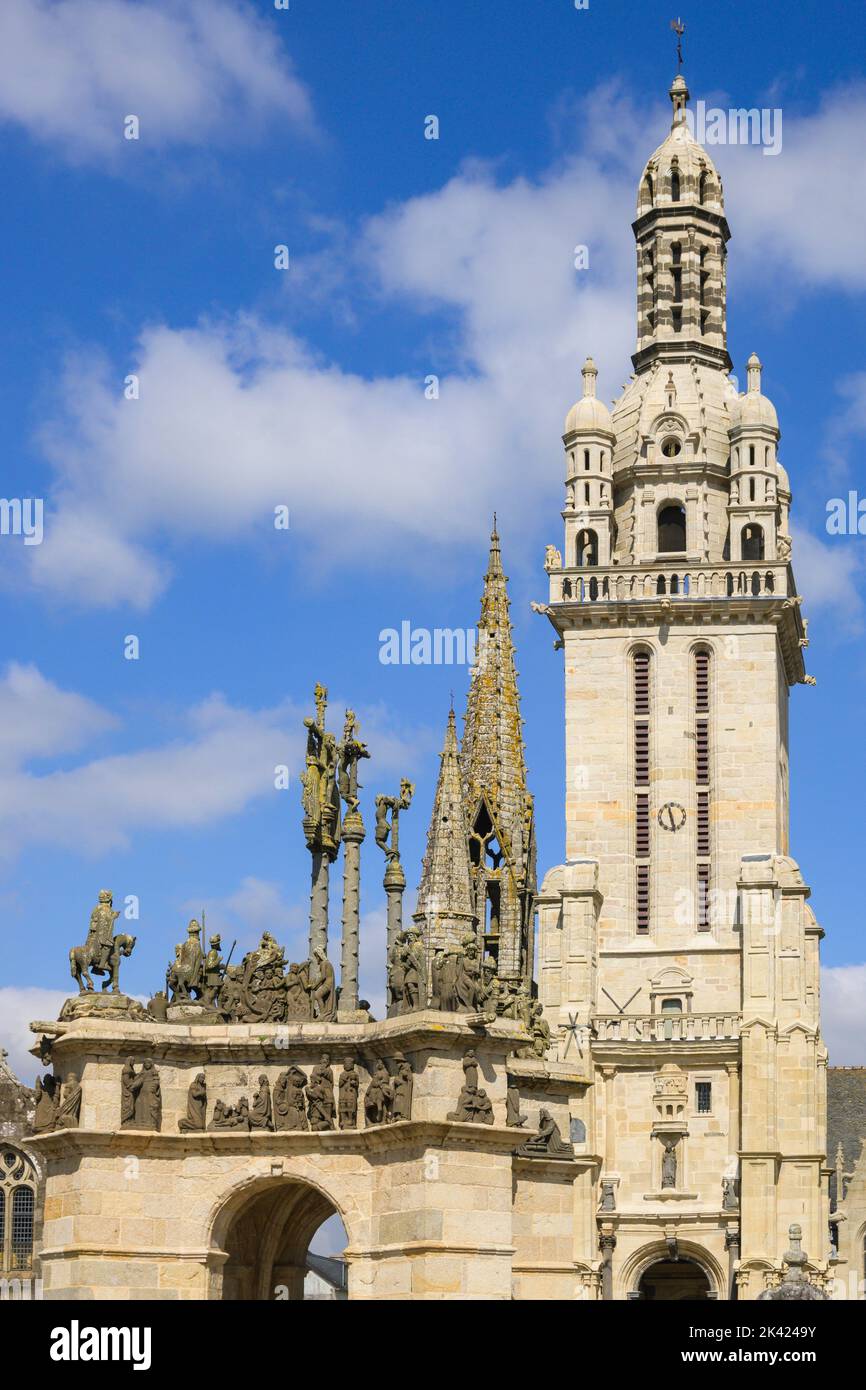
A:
26;66;835;1302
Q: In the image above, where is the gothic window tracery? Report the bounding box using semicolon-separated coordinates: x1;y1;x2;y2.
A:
0;1148;37;1274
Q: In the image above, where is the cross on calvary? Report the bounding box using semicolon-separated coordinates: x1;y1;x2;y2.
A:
671;17;685;70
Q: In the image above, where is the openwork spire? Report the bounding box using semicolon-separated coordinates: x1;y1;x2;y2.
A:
460;524;536;981
413;709;475;949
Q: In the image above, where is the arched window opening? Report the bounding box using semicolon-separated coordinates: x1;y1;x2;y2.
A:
749;445;755;467
645;173;654;207
662;436;681;458
670;167;680;202
749;477;756;502
583;448;590;470
741;524;764;562
698;170;709;205
0;1149;38;1275
576;528;599;567
658;504;687;554
584;482;591;505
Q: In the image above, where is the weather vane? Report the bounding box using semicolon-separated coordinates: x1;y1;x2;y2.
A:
670;17;685;70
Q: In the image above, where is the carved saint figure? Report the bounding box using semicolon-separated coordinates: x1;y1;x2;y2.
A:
374;779;415;861
202;935;225;1008
133;1060;162;1131
506;1083;527;1128
178;1074;207;1133
167;920;205;1001
390;1053;413;1122
338;709;371;816
284;962;313;1021
120;1057;137;1128
364;1059;393;1127
311;948;337;1022
401;929;426;1012
34;1074;59;1133
55;1073;82;1129
661;1135;679;1189
454;939;482;1013
516;1109;574;1160
307;1054;335;1131
338;1058;360;1130
249;1075;273;1130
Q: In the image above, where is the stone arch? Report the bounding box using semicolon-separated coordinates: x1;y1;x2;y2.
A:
208;1168;358;1301
620;1239;724;1301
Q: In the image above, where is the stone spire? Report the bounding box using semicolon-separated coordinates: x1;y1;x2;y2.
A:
413;708;476;953
460;521;536;982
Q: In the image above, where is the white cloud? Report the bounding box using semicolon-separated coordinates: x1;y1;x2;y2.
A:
0;987;69;1085
8;81;866;610
184;877;307;959
0;666;424;862
822;964;866;1065
789;524;865;628
0;0;313;164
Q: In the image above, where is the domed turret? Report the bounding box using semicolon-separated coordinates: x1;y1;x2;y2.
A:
562;358;616;569
727;353;786;563
564;358;613;434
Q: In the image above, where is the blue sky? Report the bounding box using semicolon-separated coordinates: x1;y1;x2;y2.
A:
1;0;866;1074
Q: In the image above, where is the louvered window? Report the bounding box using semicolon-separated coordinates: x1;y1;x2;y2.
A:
634;650;652;934
695;649;712;931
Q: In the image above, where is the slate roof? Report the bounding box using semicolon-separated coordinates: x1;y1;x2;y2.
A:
828;1067;866;1207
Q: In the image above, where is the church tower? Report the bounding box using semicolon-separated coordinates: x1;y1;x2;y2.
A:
537;71;828;1300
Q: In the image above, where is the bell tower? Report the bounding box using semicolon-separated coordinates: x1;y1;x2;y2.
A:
536;67;829;1300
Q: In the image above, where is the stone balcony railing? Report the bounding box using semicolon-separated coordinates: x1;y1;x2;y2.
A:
549;561;792;606
592;1012;741;1043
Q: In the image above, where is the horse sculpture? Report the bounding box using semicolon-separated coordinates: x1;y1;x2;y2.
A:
70;933;137;994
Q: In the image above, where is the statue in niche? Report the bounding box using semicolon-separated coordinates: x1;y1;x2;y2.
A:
166;920;205;1001
437;948;460;1013
34;1074;59;1133
178;1074;207;1133
448;1052;494;1125
249;1075;273;1131
600;1178;617;1211
661;1135;679;1189
364;1059;393;1127
518;1001;552;1058
132;1060;162;1131
202;935;225;1009
391;1053;413;1122
722;1176;739;1211
55;1073;82;1129
506;1083;527;1128
517;1109;575;1160
338;709;370;816
374;778;415;862
311;948;337;1022
400;929;426;1012
284;962;313;1021
120;1058;137;1128
338;1058;360;1129
307;1054;335;1131
69;889;136;994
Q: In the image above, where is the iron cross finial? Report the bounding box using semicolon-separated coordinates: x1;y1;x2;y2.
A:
670;17;685;69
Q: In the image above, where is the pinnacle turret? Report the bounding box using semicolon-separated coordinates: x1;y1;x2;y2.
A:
413;709;476;951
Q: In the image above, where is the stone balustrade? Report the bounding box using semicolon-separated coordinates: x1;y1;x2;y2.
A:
591;1011;741;1043
549;562;791;605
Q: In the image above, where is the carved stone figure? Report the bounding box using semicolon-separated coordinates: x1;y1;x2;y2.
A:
307;1054;335;1131
758;1225;828;1301
401;929;426;1012
600;1178;617;1211
437;949;460;1012
722;1176;739;1211
133;1060;162;1131
249;1075;273;1131
338;1058;360;1129
284;962;313;1020
338;709;371;816
374;779;415;862
661;1134;678;1188
284;1067;309;1130
34;1074;59;1133
391;1053;413;1122
311;948;337;1022
387;933;407;1015
462;1050;479;1091
506;1083;527;1128
448;1084;494;1125
69;890;136;994
517;1109;575;1159
202;935;225;1008
210;1098;250;1131
120;1058;137;1128
301;684;341;856
454;939;482;1013
166;920;205;1001
55;1073;82;1129
364;1059;393;1127
219;966;246;1022
178;1074;207;1133
429;950;446;1010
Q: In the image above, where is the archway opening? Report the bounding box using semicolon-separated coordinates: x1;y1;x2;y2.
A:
637;1258;711;1301
216;1178;348;1301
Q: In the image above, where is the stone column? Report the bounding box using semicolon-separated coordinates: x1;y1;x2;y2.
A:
725;1226;740;1301
338;811;365;1020
599;1229;616;1300
383;857;406;1017
309;849;330;958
